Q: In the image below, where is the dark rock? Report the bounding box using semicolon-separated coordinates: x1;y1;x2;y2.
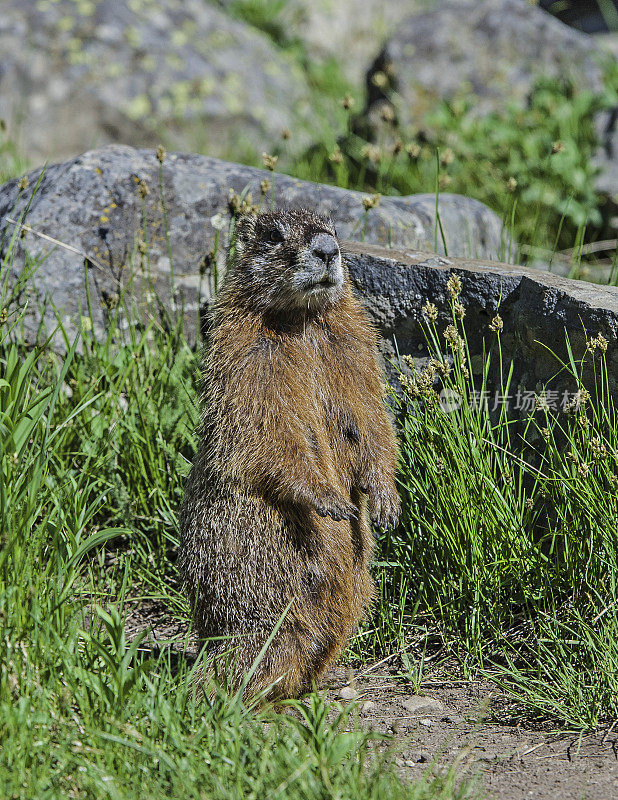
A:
344;240;618;403
0;144;504;346
539;0;618;34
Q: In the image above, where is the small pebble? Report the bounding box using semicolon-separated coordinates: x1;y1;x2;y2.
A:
338;686;358;701
419;718;433;727
402;696;444;715
360;700;375;714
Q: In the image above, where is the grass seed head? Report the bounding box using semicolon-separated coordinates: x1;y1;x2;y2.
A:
362;192;381;210
360;144;383;164
587;332;608;353
535;394;549;412
440;148;455;166
422;301;438;321
262;152;278;171
446;273;462;299
489;314;504;334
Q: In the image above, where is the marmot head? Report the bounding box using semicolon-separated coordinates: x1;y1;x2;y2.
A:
229;207;345;315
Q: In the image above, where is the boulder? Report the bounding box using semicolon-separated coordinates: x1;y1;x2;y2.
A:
361;0;618;218
364;0;607;129
0;144;505;345
365;0;606;124
344;240;618;402
0;0;316;166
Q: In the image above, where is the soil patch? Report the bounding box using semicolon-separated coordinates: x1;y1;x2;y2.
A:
325;668;618;800
127;601;618;799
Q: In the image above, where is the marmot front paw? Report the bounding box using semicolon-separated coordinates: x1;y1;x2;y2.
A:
368;486;400;529
314;492;358;522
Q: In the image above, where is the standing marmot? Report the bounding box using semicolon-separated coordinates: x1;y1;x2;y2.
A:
179;207;400;701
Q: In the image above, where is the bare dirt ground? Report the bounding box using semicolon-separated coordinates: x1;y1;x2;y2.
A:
324;667;618;800
127;601;618;800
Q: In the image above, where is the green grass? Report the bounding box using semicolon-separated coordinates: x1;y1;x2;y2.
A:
0;121;27;185
377;287;618;730
2;182;618;746
1;9;618;793
287;65;618;265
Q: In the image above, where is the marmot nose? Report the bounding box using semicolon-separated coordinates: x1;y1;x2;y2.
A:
311;234;339;267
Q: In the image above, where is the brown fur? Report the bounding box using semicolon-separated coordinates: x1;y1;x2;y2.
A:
179;207;400;701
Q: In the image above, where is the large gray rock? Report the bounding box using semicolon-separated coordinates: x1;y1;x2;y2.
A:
0;0;316;166
0;144;505;345
362;0;618;210
344;241;618;402
365;0;606;128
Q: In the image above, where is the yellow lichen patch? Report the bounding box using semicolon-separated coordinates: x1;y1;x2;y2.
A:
165;52;185;71
106;62;124;79
124;94;151;120
171;29;188;48
125;27;142;48
57;16;75;32
75;0;96;15
198;77;216;97
139;55;156;73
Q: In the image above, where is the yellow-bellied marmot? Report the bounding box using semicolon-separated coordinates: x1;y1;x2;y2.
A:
179;207;400;701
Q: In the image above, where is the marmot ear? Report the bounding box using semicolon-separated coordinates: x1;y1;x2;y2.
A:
233;213;257;249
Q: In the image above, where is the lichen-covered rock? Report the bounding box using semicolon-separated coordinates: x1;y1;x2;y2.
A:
0;0;316;165
0;145;504;345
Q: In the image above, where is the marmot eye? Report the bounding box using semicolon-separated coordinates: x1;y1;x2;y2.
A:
267;228;285;244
